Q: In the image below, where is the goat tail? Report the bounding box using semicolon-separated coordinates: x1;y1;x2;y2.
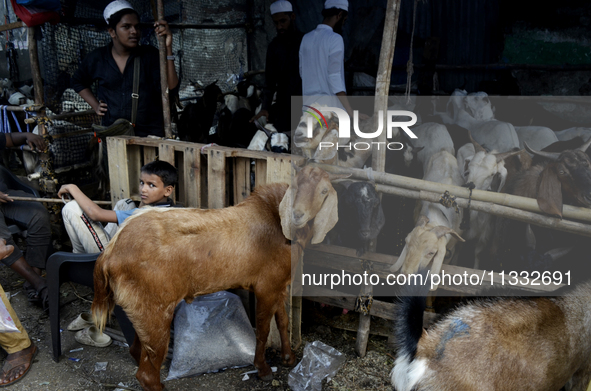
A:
390;270;430;391
91;253;115;333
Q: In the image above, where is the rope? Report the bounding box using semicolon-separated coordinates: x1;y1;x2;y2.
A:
460;182;475;230
405;0;419;102
439;190;460;215
355;260;374;315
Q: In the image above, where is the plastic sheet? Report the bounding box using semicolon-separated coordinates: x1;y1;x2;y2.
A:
0;298;18;333
166;291;256;381
288;341;347;391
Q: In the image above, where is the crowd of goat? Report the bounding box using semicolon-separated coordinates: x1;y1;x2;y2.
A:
176;80;289;154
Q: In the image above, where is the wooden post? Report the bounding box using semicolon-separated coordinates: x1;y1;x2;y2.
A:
358;0;403;359
28;27;44;110
155;0;172;139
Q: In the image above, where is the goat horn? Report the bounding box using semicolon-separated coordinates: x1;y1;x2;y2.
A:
431;226;465;242
328;172;352;181
524;142;560;161
525;223;536;250
545;247;574;262
494;149;523;163
416;215;430;227
578;136;591;152
468;130;486;153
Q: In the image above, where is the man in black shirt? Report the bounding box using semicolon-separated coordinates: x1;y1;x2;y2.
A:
251;0;303;135
72;1;179;137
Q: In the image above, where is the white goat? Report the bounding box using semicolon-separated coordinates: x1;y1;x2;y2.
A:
457;139;523;269
390;151;464;288
409;123;455;172
435;90;520;152
391;281;591;391
555;127;591;141
515;126;558;152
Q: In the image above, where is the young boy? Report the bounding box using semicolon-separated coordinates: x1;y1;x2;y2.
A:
58;160;178;253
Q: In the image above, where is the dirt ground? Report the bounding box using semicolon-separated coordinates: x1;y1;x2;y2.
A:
0;264;395;391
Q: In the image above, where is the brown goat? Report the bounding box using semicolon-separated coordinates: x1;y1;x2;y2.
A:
391;281;591;391
510;137;591;218
91;166;344;391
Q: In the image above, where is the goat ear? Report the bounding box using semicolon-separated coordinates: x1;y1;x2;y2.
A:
428;238;448;291
279;185;294;240
537;165;563;218
390;244;407;272
312;129;338;161
492;165;508;192
311;186;339;244
373;204;386;235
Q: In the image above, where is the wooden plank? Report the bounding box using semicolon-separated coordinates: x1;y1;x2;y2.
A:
107;137;130;207
183;146;200;208
254;159;267;189
208;149;226;209
233;158;251;204
143;147;157;165
266;156;291;184
158;143;175;165
127;145;142;200
177;151;186;206
304;286;397;321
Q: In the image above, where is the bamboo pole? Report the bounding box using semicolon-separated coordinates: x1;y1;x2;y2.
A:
7;196;112;205
24;109;96;124
371;0;402;172
0;105;44;112
313;163;591;224
375;185;591;238
8;195;111;205
0;21;23;33
356;0;403;359
154;0;172;139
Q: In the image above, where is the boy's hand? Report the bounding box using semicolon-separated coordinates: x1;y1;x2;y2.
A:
0;192;13;203
57;184;77;198
154;20;173;48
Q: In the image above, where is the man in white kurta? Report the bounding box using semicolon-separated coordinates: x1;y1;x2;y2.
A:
299;0;351;115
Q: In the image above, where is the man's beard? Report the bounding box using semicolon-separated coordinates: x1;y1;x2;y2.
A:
333;18;345;35
277;23;296;40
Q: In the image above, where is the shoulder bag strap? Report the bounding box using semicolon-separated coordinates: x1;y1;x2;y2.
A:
131;55;140;126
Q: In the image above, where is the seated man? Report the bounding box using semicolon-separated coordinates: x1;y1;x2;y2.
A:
58;160;178;253
0;132;50;309
0;238;38;387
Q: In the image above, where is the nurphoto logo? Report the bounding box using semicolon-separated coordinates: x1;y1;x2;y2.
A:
305;106;419;151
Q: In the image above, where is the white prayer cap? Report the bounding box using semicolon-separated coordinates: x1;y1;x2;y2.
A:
104;0;135;24
270;1;293;15
324;0;348;11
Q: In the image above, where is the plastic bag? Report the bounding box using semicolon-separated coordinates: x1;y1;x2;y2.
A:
166;291;256;381
0;296;19;333
288;341;346;391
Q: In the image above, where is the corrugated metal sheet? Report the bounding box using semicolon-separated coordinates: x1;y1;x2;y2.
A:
430;0;501;91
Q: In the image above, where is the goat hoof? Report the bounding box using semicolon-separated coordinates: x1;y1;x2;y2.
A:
259;372;273;381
